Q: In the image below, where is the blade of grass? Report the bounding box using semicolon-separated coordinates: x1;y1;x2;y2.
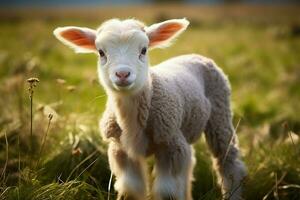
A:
107;171;113;200
66;150;98;182
288;131;297;151
0;130;8;184
75;158;98;180
88;94;107;106
223;118;242;166
274;173;279;200
278;184;300;189
262;172;286;200
18;126;21;187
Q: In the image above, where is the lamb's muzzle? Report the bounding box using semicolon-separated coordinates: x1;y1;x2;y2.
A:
54;18;247;200
111;65;135;89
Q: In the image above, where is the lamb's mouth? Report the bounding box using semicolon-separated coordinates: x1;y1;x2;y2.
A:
113;82;135;91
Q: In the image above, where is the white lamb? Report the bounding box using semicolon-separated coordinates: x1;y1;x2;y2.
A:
54;18;247;200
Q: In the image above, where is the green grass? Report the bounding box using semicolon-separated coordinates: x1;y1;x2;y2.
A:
0;4;300;200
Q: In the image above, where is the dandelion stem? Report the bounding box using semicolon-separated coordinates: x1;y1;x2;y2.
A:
30;93;33;153
27;77;39;167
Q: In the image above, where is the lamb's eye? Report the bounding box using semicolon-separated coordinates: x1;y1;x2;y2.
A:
140;47;147;55
98;49;105;57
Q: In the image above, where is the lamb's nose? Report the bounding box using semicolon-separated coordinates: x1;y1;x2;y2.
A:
116;71;130;80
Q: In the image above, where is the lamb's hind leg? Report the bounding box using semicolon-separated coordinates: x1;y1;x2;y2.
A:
204;103;247;200
108;141;147;200
153;133;194;200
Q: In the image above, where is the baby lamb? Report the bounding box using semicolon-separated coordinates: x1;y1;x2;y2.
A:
54;18;247;200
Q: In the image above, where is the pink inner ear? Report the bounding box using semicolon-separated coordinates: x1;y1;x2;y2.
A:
60;29;96;50
149;23;183;47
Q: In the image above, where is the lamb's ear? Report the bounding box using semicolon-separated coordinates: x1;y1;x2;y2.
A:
146;18;189;48
53;26;97;53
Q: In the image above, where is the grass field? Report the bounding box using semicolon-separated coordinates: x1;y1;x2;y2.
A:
0;4;300;200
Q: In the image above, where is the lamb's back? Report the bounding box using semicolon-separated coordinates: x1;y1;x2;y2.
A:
149;54;216;144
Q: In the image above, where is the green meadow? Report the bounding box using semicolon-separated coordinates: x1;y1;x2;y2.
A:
0;5;299;200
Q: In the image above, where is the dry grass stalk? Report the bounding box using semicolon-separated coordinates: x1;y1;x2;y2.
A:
36;113;53;169
0;130;9;184
26;77;39;165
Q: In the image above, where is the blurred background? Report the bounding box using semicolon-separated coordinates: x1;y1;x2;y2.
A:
0;0;300;200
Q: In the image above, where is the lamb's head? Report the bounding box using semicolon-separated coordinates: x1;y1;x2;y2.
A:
54;18;189;94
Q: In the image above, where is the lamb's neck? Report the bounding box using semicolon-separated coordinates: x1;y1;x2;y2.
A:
112;78;152;129
110;79;152;157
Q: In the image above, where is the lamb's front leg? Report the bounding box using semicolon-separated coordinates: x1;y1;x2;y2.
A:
153;133;193;200
99;107;122;140
108;141;147;200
